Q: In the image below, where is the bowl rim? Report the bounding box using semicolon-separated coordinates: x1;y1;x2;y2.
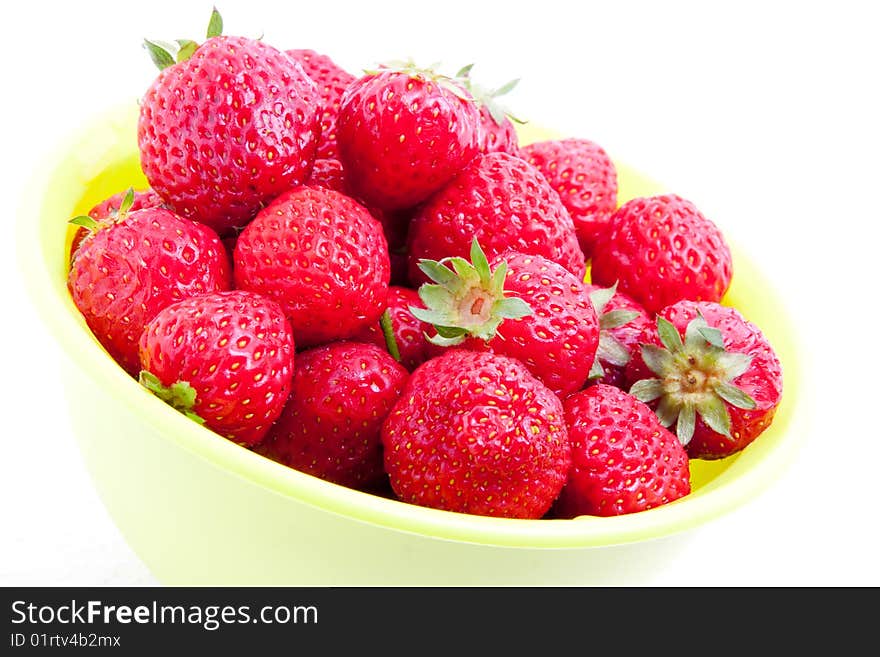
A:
17;104;806;550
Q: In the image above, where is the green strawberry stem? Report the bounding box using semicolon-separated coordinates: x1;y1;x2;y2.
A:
144;7;224;70
629;315;757;445
138;370;206;425
379;309;402;363
68;187;136;232
409;238;532;347
455;63;526;125
586;282;640;379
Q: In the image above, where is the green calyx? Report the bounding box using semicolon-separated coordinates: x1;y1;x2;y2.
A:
68;187;136;233
379;309;402;363
365;59;473;101
410;239;533;347
143;6;223;71
455;64;525;126
629;314;757;446
587;282;641;379
138;370;206;425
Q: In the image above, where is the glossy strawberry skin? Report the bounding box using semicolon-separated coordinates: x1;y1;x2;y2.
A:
553;384;690;518
70;188;166;262
583;283;653;389
427;253;599;398
138;290;295;446
336;70;481;211
351;286;431;372
520;138;618;258
382;349;571;519
260;341;408;489
476;105;519;155
625;300;783;459
138;35;321;235
287;49;356;161
407;152;585;286
591;194;733;314
233;185;390;348
68;207;231;375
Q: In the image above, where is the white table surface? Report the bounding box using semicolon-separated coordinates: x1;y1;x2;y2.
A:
2;0;877;586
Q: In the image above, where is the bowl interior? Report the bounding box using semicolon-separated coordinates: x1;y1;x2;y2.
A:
20;105;802;549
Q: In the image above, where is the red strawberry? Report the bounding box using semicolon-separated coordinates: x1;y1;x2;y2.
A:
233;185;390;348
414;241;599;397
287;49;356;161
336;64;480;211
584;283;653;389
406;151;585;285
626;300;783;460
68;206;231;375
139;290;294;446
70;187;165;261
520;138;618;257
456;64;521;155
382;349;571;519
351;286;431;372
138;12;321;235
259;341;408;489
591;194;733;314
553;384;690;518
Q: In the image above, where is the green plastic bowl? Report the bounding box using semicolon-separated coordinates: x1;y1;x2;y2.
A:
18;106;802;585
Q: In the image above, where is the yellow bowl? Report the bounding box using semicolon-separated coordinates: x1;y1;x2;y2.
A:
17;106;803;585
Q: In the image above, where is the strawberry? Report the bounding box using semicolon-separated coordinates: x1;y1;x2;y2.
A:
552;384;691;518
626;300;783;460
455;64;521;155
520;138;618;258
233;185;390;348
70;187;165;261
413;240;599;398
591;194;733;314
382;349;571;519
286;49;356;161
351;286;431;372
336;63;480;212
67;204;231;375
259;341;408;489
138;290;295;446
406;151;586;286
138;10;321;235
584;282;653;389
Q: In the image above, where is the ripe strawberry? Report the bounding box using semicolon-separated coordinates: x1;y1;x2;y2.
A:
455;64;521;155
70;187;165;261
382;349;571;519
414;241;599;397
584;282;653;389
406;151;586;285
336;63;480;211
591;194;733;314
626;300;783;460
138;290;295;446
233;185;390;348
138;12;321;235
287;49;356;161
351;286;431;372
520;138;618;258
259;341;408;489
553;384;690;518
68;205;231;375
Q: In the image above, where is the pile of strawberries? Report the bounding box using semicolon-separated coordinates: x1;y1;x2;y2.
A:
67;10;783;520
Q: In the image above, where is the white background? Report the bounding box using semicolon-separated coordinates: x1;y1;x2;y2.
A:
1;0;877;586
